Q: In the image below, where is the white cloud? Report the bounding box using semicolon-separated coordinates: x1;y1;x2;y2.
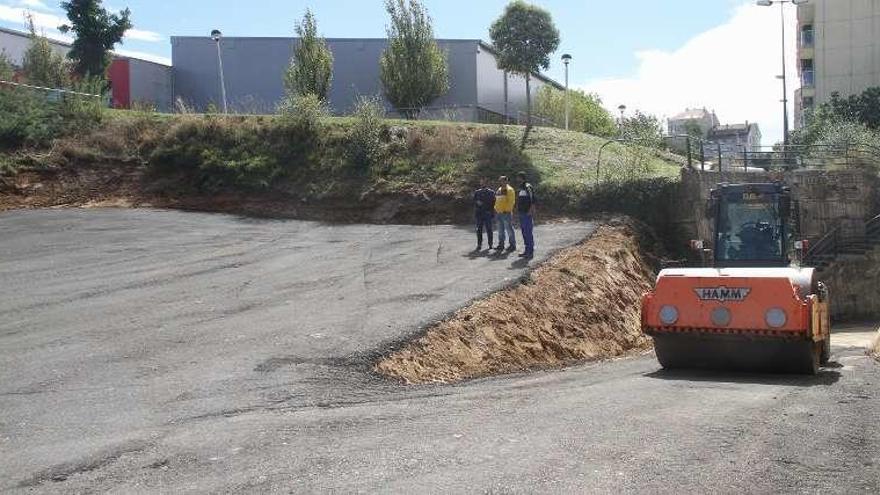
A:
0;5;66;33
0;4;164;43
16;0;51;11
113;48;170;65
581;2;799;146
125;28;162;43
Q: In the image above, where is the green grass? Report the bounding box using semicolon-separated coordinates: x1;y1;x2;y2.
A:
5;109;684;211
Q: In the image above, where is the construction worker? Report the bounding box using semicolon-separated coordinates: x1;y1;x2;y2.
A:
516;172;537;258
493;175;517;253
472;177;496;251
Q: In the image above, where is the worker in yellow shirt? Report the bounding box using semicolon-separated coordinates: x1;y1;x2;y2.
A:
493;175;517;253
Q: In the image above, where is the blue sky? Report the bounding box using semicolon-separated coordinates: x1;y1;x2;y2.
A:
0;0;798;143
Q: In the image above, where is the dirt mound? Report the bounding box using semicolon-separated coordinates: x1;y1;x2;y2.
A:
376;223;656;384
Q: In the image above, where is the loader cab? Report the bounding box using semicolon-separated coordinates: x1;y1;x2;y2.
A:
708;183;794;268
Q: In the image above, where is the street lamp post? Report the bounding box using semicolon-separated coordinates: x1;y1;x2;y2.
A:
617;104;627;136
756;0;807;147
211;29;228;114
562;54;572;131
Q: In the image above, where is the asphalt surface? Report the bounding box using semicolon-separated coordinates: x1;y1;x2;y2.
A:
2;209;879;493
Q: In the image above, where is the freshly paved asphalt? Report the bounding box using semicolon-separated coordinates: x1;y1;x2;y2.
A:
1;209;878;493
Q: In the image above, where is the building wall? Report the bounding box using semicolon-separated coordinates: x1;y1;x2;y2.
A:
0;27;69;68
171;37;484;115
797;0;880;123
475;45;554;122
171;37;559;121
128;58;173;112
668;112;718;138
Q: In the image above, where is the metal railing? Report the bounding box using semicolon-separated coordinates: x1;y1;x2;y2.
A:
740;144;880;171
804;227;840;265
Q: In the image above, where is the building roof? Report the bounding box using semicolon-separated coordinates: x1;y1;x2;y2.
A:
670;108;713;121
0;25;71;48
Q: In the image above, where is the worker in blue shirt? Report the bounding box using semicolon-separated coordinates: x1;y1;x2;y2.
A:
473;177;496;251
516;172;537;258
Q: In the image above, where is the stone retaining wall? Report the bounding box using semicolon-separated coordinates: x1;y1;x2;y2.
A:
674;169;880;244
672;168;880;320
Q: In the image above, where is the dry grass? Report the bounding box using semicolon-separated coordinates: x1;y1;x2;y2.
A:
376;222;656;384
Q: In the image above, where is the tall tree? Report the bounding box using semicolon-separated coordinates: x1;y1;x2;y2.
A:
284;10;334;101
489;1;560;130
379;0;449;119
22;15;71;88
58;0;132;77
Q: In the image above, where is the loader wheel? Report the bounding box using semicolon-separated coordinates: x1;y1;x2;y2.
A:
820;334;831;365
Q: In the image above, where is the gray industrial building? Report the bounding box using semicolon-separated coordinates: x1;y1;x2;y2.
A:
1;26;173;112
171;37;563;121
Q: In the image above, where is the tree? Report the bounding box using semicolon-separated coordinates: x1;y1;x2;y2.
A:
379;0;449;119
489;1;560;130
58;0;132;77
284;10;334;101
791;87;880;147
825;88;880;130
533;86;616;136
22;16;71;88
0;50;13;81
620;110;664;147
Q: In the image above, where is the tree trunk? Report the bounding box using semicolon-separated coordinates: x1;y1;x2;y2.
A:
525;73;532;129
521;73;532;150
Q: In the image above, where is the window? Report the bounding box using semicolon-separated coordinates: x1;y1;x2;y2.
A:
801;59;814;87
715;193;784;263
801;24;814;48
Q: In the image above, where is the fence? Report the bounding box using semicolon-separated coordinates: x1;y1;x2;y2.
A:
0;79;105;103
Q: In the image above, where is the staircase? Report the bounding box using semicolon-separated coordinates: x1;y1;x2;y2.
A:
805;214;880;271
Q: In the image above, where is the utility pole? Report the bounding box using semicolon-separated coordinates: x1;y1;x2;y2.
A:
562;54;572;131
756;0;807;146
211;29;228;114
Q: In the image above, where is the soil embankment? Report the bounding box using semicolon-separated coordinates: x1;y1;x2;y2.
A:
376;222;656;384
0;163;470;224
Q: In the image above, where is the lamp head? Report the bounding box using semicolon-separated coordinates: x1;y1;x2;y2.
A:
561;53;572;65
211;29;222;42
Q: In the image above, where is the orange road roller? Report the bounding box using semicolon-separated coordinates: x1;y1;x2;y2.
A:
642;183;831;374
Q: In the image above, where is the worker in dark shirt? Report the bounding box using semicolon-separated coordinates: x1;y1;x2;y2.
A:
473;177;496;251
516;172;537;258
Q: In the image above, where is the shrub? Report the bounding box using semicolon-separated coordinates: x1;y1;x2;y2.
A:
149;115;321;191
475;131;537;181
278;93;328;132
0;74;105;150
0;88;64;148
0;50;12;81
346;96;385;170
